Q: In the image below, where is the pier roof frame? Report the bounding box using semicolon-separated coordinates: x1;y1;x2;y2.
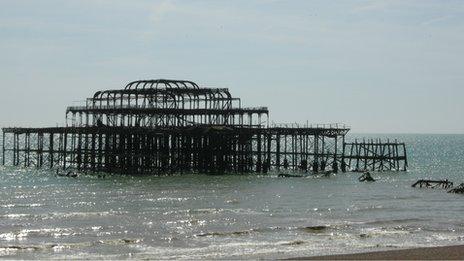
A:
92;87;233;100
124;79;200;90
91;81;234;110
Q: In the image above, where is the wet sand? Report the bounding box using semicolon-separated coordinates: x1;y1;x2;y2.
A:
296;245;464;260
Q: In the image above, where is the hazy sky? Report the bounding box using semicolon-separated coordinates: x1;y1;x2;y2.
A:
1;0;463;133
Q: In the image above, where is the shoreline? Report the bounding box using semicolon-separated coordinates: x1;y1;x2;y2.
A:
292;245;464;260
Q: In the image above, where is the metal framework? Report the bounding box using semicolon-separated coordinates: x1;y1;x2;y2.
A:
344;139;408;171
1;79;407;175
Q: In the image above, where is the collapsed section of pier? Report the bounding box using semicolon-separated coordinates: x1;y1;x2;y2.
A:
2;79;408;174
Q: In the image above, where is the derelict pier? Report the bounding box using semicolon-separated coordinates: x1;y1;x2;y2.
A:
2;79;407;174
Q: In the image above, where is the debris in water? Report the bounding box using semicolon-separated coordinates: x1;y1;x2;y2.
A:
412;179;453;189
358;172;375;182
448;183;464;194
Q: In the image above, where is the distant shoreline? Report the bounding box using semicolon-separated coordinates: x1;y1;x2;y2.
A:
291;244;464;260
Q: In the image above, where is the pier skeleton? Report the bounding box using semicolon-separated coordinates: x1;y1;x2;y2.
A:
344;139;408;172
1;79;407;174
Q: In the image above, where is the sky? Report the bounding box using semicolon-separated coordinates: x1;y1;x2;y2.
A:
0;0;463;133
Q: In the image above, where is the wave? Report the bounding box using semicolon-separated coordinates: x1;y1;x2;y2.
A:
0;244;60;252
0;238;143;253
0;228;74;241
0;203;43;208
163;208;224;216
280;240;306;246
350;205;389;213
133;238;325;260
0;238;142;255
358;227;411;238
194;224;333;238
0;210;127;220
225;199;240;204
361;218;427;226
299;225;329;233
96;238;142;245
146;197;190;202
166;219;207;226
0;213;31;219
195;230;252;237
188;208;223;215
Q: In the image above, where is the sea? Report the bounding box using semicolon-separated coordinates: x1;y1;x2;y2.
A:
0;134;463;259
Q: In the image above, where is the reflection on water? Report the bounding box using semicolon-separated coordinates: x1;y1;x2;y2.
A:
0;134;464;259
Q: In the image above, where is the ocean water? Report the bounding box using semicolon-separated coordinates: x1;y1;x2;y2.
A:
0;134;463;259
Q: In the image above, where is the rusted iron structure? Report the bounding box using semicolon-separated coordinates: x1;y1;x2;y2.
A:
448;183;464;194
1;79;407;175
344;139;408;171
411;180;464;194
412;179;453;189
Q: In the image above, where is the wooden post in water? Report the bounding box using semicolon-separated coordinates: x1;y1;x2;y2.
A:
77;133;82;170
313;135;319;172
49;133;54;169
267;132;272;172
341;135;346;172
24;133;29;167
333;136;338;173
257;133;262;172
38;133;43;168
63;132;67;170
91;133;96;171
98;133;103;171
12;134;16;166
276;134;281;170
14;134;18;166
394;140;400;170
363;139;368;171
403;143;408;171
321;136;325;171
83;133;89;171
2;131;5;166
27;133;31;167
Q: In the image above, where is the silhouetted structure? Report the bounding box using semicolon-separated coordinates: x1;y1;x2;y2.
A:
344;139;408;171
448;183;464;194
1;79;407;174
412;179;453;189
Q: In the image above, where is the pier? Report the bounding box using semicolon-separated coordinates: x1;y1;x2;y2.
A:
2;79;407;175
344;139;408;171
